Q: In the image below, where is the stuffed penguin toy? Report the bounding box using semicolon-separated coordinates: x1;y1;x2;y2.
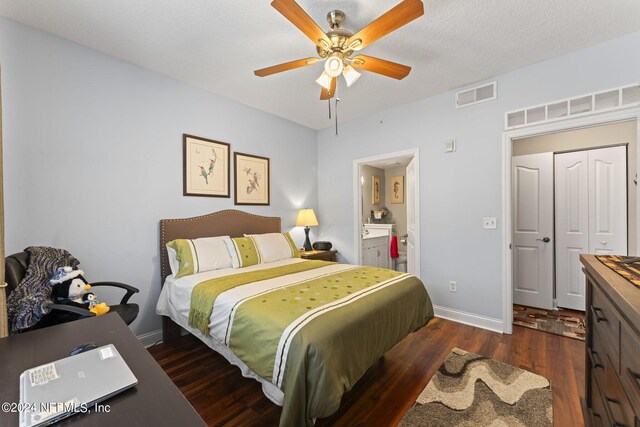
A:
82;292;110;316
83;292;97;309
50;267;110;315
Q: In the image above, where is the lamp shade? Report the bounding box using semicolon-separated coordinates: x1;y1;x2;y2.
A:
324;52;344;77
315;71;333;90
342;65;361;87
296;209;319;227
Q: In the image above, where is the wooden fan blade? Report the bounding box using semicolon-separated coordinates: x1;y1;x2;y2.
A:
271;0;332;48
320;77;337;100
346;0;424;51
351;55;411;80
254;57;320;77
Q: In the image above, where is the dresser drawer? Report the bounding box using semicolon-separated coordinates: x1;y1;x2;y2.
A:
590;371;608;427
605;357;636;427
591;283;620;371
588;339;607;398
620;321;640;414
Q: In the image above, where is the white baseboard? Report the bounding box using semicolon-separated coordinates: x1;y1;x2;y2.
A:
433;305;504;333
137;329;163;348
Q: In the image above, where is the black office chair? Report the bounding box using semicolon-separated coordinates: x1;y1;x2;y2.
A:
5;252;140;332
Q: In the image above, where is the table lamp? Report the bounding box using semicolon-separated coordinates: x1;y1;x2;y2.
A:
296;208;319;251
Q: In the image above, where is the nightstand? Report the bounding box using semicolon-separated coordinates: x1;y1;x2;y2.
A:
300;249;338;262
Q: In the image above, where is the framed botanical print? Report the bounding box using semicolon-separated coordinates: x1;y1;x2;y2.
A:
234;152;270;205
183;134;230;197
390;175;404;204
372;175;381;205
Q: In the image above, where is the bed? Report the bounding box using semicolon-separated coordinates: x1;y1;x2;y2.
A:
156;209;434;426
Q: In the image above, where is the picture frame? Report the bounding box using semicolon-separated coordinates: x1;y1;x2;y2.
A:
390;175;404;204
183;134;230;198
372;175;381;205
234;152;270;205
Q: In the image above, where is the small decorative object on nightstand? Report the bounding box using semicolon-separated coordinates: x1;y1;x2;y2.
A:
300;250;337;262
296;208;319;251
312;241;332;250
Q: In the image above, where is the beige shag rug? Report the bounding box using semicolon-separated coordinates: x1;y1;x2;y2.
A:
399;348;553;427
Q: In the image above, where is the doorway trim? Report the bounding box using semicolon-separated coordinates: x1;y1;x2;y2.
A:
502;106;640;334
353;148;421;279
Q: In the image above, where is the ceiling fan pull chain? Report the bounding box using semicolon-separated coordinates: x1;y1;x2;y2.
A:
335;98;340;136
328;99;331;119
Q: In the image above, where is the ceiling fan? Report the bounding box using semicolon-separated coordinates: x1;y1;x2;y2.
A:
254;0;425;100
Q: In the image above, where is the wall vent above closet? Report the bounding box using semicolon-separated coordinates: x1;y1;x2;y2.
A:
505;83;640;130
455;82;497;108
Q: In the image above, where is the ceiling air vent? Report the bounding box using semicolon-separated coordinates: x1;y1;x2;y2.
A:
456;81;497;108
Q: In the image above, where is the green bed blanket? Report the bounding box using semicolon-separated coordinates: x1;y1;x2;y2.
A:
187;261;433;426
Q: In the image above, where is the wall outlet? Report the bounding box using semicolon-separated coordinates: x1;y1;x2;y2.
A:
449;281;457;292
483;217;497;229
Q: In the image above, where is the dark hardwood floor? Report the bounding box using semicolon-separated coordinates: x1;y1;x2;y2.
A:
148;318;585;426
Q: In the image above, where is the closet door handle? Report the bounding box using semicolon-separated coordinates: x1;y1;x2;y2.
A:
536;237;550;243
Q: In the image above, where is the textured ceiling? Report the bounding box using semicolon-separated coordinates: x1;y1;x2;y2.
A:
1;1;639;129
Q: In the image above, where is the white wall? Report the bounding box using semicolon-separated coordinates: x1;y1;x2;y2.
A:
0;17;318;336
360;164;385;223
317;32;640;322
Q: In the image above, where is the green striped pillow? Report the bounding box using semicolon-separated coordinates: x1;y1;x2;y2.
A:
284;232;301;259
225;237;261;268
166;236;231;278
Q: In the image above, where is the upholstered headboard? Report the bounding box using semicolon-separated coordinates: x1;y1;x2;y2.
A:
159;209;281;284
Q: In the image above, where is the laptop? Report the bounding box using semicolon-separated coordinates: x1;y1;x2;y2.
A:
19;344;138;427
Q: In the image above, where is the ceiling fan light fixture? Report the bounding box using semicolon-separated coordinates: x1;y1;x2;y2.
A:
316;71;333;90
342;65;361;87
324;52;344;77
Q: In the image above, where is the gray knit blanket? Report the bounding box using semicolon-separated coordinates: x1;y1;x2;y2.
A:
7;246;79;332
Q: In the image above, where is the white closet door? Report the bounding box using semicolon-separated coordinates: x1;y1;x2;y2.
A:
555;146;627;311
513;153;554;310
555;151;589;311
589;146;627;256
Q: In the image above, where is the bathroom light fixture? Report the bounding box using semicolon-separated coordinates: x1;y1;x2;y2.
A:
324;52;344;77
342;65;361;87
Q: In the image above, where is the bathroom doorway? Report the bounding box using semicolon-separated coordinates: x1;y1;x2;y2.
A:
353;149;420;278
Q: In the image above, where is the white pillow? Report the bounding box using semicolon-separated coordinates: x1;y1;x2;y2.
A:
246;232;299;264
166;245;180;276
166;236;231;278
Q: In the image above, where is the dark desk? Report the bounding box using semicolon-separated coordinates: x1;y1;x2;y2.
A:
0;313;205;426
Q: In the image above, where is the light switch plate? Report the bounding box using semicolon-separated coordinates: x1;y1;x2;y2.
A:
483;217;497;229
444;139;456;153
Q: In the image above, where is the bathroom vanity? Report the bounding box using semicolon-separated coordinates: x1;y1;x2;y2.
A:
361;224;395;269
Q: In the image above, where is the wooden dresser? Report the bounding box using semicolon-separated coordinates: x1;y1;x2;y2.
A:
581;255;640;427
